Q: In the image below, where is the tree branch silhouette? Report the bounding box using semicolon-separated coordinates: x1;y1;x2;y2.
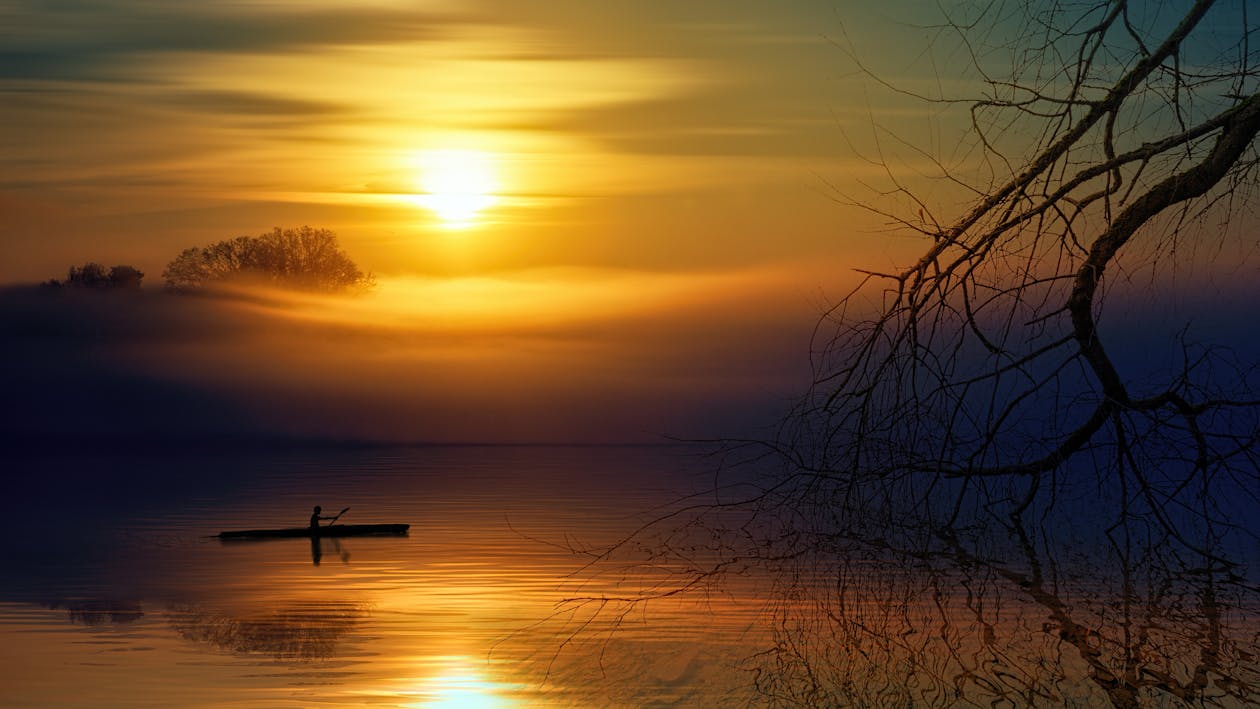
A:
548;1;1260;705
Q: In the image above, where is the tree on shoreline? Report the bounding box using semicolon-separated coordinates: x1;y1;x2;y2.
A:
162;226;373;293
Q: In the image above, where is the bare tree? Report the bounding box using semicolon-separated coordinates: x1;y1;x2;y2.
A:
785;0;1260;535
552;2;1260;706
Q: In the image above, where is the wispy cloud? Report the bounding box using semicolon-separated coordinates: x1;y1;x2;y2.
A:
1;1;463;81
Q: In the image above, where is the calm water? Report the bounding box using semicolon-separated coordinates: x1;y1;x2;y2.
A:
1;445;767;707
2;445;1258;707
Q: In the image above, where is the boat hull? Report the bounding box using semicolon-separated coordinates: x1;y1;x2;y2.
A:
217;523;409;540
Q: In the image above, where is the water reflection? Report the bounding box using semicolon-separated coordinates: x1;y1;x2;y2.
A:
43;598;144;626
281;536;356;566
565;462;1260;707
8;445;1254;706
1;445;753;707
167;602;365;661
402;659;522;708
214;533;361;565
313;538;353;566
748;521;1260;707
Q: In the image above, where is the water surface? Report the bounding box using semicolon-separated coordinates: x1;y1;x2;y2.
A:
1;445;764;707
2;445;1257;707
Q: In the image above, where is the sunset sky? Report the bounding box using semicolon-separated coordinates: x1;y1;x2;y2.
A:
0;0;931;282
3;0;1256;444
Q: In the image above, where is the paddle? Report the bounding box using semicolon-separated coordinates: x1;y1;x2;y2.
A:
328;506;351;526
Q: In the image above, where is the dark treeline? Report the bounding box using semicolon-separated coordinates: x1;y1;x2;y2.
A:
43;226;372;294
44;263;144;290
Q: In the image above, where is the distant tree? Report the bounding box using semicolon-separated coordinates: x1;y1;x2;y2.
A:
106;265;144;289
68;262;110;287
162;226;373;292
43;262;145;289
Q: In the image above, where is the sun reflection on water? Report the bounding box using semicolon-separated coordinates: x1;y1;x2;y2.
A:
402;658;522;708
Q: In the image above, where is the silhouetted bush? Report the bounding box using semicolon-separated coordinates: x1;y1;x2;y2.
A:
44;262;145;289
162;226;373;293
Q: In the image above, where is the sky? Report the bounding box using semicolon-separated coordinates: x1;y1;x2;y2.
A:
0;0;908;445
2;0;1257;445
1;0;917;281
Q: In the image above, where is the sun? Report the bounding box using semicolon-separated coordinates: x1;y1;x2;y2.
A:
415;150;498;228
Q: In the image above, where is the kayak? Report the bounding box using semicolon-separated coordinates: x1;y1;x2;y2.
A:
217;523;410;540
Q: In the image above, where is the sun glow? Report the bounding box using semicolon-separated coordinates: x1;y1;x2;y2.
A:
400;660;519;708
415;150;499;228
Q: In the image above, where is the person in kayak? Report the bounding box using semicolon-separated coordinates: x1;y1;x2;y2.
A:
310;505;339;530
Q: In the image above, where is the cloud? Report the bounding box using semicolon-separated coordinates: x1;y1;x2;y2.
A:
160;90;352;119
492;86;839;158
0;1;463;81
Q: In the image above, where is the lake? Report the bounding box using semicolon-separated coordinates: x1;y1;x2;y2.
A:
2;444;1257;707
0;445;771;707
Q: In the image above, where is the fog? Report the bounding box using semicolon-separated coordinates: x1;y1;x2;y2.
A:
0;269;820;447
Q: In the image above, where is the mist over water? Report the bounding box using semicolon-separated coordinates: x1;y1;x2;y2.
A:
0;273;813;446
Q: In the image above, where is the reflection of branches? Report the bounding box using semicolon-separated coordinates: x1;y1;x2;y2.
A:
742;514;1260;707
547;459;1260;705
167;602;365;661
